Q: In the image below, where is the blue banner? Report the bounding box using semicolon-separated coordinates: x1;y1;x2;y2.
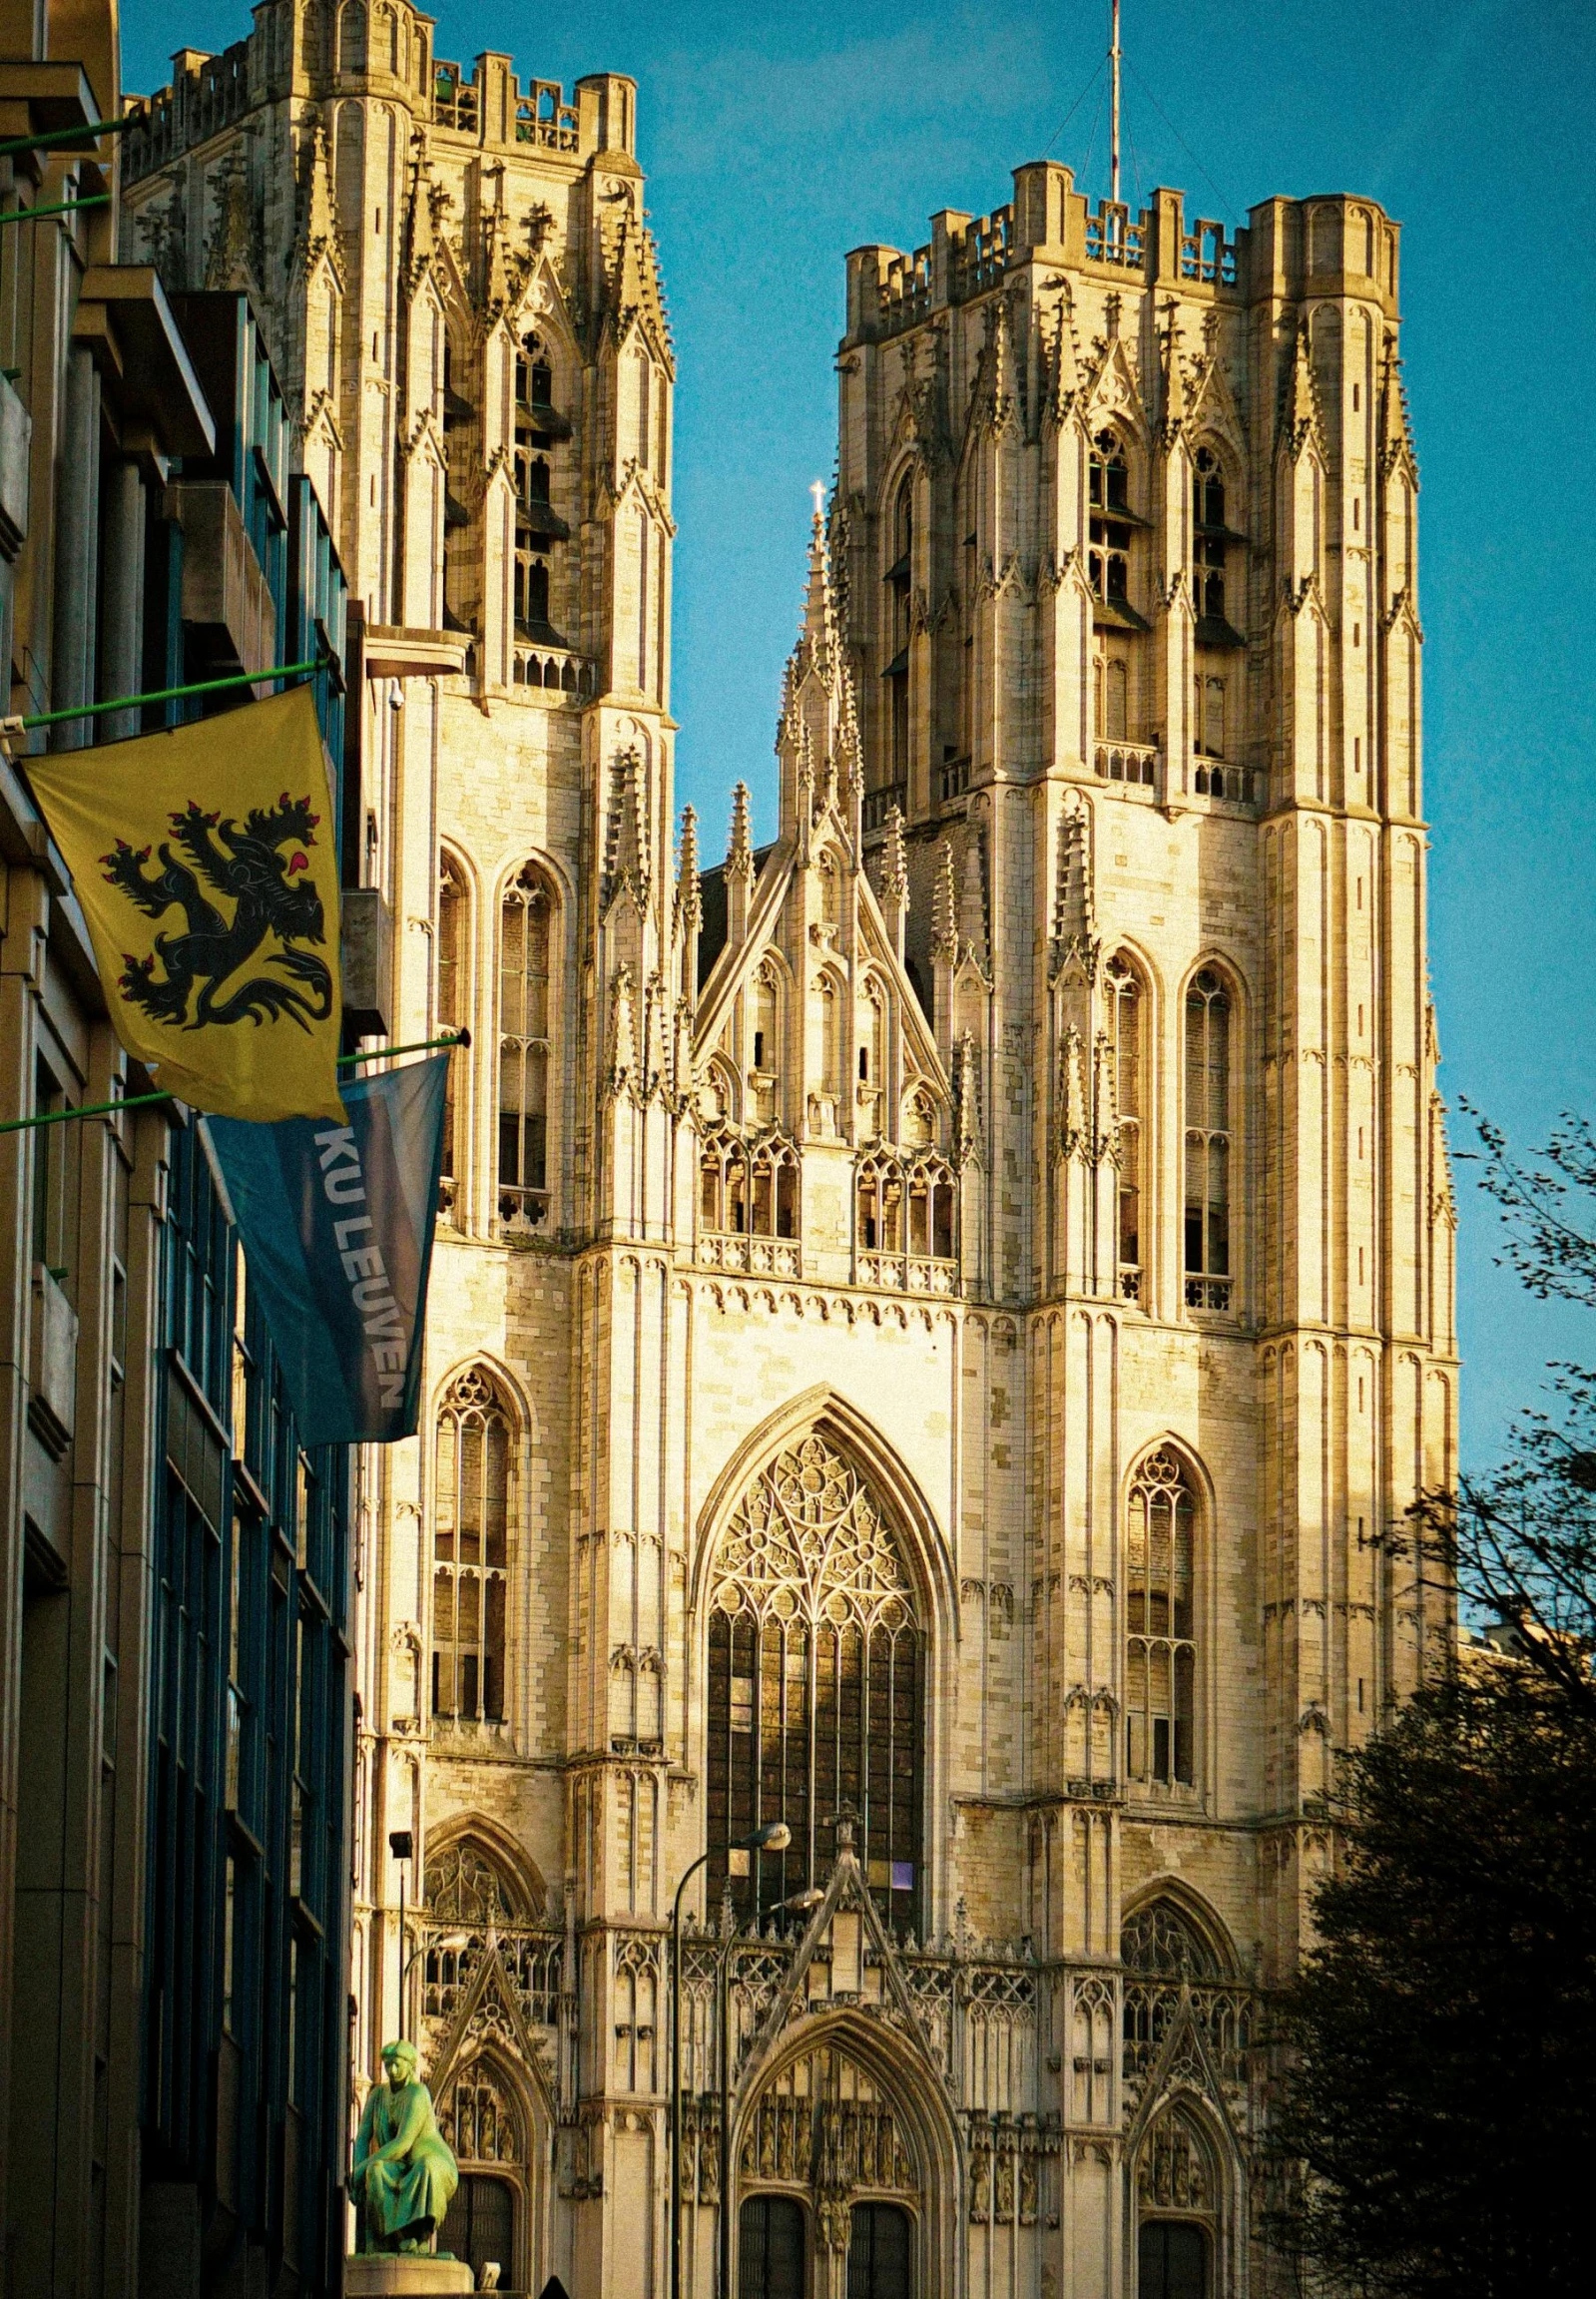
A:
207;1054;449;1445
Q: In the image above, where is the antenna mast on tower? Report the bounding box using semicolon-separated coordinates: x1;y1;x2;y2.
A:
1110;0;1123;206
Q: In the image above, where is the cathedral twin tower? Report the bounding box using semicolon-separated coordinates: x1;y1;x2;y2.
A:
123;12;1455;2296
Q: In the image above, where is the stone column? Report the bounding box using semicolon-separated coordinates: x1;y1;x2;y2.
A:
98;457;147;742
49;345;101;752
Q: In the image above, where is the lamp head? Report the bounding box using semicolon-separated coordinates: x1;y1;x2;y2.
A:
744;1820;792;1854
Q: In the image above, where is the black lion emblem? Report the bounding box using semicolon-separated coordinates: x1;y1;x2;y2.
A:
101;791;333;1033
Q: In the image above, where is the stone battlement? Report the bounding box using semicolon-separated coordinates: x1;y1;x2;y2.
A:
847;160;1398;341
122;3;635;180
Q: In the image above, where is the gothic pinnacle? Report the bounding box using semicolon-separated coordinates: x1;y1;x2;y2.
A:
676;804;702;934
1285;321;1321;461
930;840;959;965
882;806;908;906
727;782;755;883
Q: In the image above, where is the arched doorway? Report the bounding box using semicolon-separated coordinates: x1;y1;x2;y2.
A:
434;2056;528;2289
1135;2098;1221;2299
733;2025;952;2299
740;2194;806;2299
1138;2217;1208;2299
847;2201;912;2298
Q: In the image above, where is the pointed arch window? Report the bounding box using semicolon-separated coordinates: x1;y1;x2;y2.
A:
751;966;780;1077
1193;674;1227;772
498;862;553;1232
1192;446;1230;614
513;332;568;646
698;1131;798;1246
707;1434;925;1933
423;1835;533;1925
1106;955;1146;1300
816;973;843;1105
858;979;887;1123
1089;430;1143;626
1184;970;1233;1309
1125;1448;1197;1788
437;854;468;1213
432;1371;512;1726
1121;1897;1223;1981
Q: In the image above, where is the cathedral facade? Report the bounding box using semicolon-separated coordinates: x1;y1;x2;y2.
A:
122;14;1457;2298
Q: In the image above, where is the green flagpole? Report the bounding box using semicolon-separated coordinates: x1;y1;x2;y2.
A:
0;117;130;161
0;1034;469;1136
0;196;110;226
9;654;326;737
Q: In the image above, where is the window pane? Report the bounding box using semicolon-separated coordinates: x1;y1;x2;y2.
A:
1207;997;1229;1130
1185;1137;1205;1273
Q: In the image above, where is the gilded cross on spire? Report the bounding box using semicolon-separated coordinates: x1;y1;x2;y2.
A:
809;478;825;519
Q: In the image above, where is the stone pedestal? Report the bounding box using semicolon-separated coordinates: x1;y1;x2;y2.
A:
345;2259;475;2297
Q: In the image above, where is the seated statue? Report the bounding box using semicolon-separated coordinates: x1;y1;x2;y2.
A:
351;2039;460;2255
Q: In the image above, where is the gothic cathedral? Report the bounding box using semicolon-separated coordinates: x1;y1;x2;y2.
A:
122;12;1457;2298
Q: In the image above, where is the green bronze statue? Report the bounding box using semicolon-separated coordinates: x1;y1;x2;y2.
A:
351;2040;460;2254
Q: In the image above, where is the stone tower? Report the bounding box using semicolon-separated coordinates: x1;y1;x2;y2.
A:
121;19;1457;2292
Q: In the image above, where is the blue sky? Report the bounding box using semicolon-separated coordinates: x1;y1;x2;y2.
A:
124;0;1596;1463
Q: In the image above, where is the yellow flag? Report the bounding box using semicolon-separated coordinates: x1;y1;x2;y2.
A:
28;685;344;1122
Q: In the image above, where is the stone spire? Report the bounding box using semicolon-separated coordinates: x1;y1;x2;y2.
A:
726;781;755;945
1050;807;1098;979
879;804;908;966
1378;340;1418;483
605;749;649;911
294;123;340;281
1045;298;1079;425
930;840;958;966
483;199;512;320
1284;321;1323;462
955;1030;981;1164
675;804;702;931
675;804;702;999
1161;304;1188;442
404;143;436;289
777;493;857;838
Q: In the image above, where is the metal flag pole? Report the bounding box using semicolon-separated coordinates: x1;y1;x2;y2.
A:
0;116;131;161
0;196;110;227
1110;0;1123;207
5;653;326;740
0;1033;470;1136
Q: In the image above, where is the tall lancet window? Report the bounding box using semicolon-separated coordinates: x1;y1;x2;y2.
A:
498;863;553;1232
1184;970;1233;1310
1106;955;1146;1300
1089;429;1136;608
432;1370;512;1726
706;1434;924;1934
1125;1447;1198;1788
437;854;468;1212
1192;446;1232;626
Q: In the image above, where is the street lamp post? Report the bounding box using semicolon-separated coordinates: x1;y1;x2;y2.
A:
670;1821;792;2299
